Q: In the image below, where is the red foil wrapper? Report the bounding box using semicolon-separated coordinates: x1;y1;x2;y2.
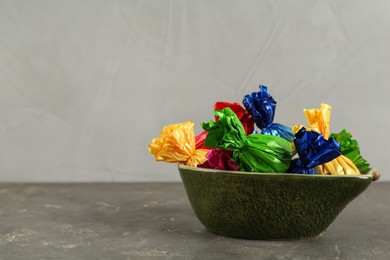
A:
198;149;239;171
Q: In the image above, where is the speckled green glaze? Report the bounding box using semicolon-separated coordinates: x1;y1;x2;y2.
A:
178;164;373;240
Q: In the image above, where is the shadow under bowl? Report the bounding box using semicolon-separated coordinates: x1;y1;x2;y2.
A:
178;164;376;240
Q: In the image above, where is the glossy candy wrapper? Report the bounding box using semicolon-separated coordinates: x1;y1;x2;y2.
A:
215;102;254;135
303;103;332;138
288;127;341;174
148;121;209;167
149;85;371;178
243;85;294;142
195;102;254;149
330;129;370;170
198;149;239;171
201;107;292;173
316;156;361;175
302;103;360;175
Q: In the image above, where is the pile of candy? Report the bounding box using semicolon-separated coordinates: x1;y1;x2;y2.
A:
149;85;369;175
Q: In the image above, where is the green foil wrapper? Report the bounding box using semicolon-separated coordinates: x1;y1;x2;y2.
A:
201;108;292;173
330;129;370;170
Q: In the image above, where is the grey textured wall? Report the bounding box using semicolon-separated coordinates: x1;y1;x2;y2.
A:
0;0;389;182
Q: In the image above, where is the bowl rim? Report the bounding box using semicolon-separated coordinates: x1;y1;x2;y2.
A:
178;163;375;180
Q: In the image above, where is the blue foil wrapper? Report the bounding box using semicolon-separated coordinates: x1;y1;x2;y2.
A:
287;159;315;174
243;85;294;142
262;123;295;142
288;127;342;174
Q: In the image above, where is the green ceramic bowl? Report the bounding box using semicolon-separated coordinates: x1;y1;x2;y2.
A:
178;164;380;240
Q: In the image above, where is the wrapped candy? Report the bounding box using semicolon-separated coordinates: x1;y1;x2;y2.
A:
201;107;292;173
198;149;239;171
288;127;342;174
316;156;360;175
330;129;370;170
303;103;331;138
301;103;360;175
243;85;294;142
148;84;371;178
195;102;254;149
215;102;254;135
149;121;209;167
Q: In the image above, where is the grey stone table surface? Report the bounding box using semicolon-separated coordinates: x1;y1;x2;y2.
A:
0;182;389;260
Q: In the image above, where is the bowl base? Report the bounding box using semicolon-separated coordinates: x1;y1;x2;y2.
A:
204;227;326;241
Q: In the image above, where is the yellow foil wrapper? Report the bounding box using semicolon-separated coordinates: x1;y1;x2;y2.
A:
292;124;304;134
148;121;209;167
304;103;332;139
291;125;304;153
315;155;360;175
302;103;360;175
